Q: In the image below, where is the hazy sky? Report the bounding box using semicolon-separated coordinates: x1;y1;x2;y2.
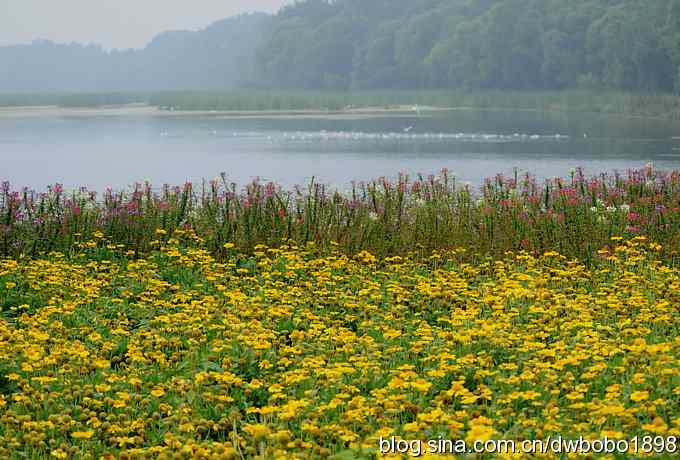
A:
0;0;289;49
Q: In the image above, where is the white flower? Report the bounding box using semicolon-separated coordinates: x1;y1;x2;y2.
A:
619;204;630;213
368;211;379;221
606;206;617;213
590;207;598;213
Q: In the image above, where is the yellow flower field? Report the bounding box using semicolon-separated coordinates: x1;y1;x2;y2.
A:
0;235;678;459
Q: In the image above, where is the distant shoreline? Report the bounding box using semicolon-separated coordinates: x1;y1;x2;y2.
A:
0;103;676;121
0;104;484;120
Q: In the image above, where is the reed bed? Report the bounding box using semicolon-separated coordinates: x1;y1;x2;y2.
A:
4;90;680;120
149;89;680;119
2;166;680;264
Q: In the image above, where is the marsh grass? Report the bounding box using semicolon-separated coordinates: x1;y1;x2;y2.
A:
2;166;680;264
149;89;680;119
3;89;680;120
0;92;149;108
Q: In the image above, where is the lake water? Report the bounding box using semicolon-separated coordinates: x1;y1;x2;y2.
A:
2;107;680;191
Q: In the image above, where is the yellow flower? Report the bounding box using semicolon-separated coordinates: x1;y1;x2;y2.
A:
411;379;432;393
466;424;495;443
268;383;284;393
223;243;236;250
641;417;668;434
1;237;678;457
403;421;421;432
95;384;111;393
630;391;649;402
112;399;127;409
150;388;165;397
243;423;271;440
71;430;94;440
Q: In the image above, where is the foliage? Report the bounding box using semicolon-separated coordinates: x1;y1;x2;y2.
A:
2;166;680;265
3;1;680;94
0;237;678;458
254;0;680;93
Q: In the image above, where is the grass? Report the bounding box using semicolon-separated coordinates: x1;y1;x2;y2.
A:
0;93;65;107
2;166;680;264
3;89;680;119
0;236;678;459
151;89;680;119
56;92;150;108
0;92;150;108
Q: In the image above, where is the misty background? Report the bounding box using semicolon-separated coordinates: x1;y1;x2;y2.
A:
0;0;288;49
1;0;680;93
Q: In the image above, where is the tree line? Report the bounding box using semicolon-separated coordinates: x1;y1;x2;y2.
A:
253;0;680;92
1;0;680;94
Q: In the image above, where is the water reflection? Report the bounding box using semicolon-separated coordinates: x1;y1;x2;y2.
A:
1;109;679;190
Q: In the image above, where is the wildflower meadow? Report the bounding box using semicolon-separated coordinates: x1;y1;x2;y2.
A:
2;165;680;263
0;167;679;459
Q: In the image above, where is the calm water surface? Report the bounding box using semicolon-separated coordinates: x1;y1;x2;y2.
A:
2;108;680;190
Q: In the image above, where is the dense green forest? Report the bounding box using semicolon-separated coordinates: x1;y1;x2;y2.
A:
256;0;680;92
1;0;680;94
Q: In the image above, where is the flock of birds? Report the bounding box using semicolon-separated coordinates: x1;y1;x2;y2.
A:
274;130;569;142
158;128;570;143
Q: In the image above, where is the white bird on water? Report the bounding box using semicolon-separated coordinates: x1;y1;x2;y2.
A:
403;126;414;133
